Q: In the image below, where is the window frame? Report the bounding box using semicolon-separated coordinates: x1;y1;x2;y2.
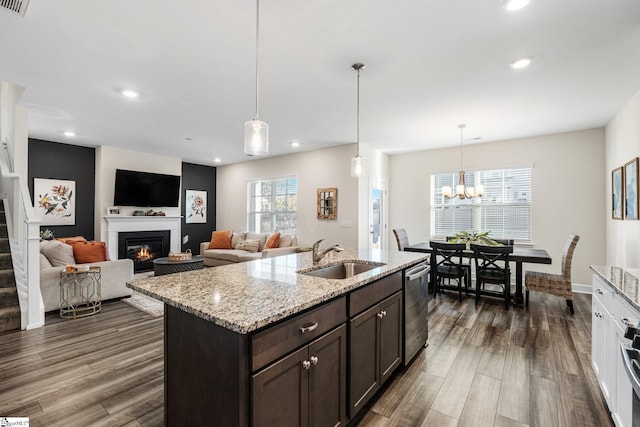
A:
430;167;533;243
246;175;297;235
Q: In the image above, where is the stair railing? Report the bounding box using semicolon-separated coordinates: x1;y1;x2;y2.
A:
0;145;44;329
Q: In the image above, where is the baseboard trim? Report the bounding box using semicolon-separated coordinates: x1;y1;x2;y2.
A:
572;283;592;294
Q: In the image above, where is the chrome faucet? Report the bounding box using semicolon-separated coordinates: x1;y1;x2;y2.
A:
312;239;344;264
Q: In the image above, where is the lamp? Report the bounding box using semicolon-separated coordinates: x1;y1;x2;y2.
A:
442;124;484;200
351;63;366;178
244;0;268;156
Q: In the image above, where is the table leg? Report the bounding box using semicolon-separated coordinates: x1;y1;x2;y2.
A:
513;261;524;306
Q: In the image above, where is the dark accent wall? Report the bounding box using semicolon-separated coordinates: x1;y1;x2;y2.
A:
181;162;216;253
28;139;96;239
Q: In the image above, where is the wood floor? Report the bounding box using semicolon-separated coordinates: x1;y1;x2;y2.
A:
0;292;613;427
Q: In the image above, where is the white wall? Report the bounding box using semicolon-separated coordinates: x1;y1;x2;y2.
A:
216;145;359;248
606;88;640;267
389;128;606;285
95;145;182;241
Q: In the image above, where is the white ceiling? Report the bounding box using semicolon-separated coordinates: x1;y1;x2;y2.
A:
1;0;640;166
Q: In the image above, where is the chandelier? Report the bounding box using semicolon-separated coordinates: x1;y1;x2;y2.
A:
244;0;268;156
442;124;484;199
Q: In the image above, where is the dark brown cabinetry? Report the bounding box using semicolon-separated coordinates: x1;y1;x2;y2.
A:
349;279;402;417
252;324;347;427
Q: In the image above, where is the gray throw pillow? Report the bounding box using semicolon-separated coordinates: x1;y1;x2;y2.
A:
41;240;76;267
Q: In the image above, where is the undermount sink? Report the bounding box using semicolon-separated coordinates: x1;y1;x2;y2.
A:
299;261;386;279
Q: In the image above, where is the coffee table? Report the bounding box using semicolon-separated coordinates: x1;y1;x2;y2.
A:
153;255;204;276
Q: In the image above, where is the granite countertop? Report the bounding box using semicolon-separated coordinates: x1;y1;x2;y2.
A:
590;265;640;311
127;248;428;334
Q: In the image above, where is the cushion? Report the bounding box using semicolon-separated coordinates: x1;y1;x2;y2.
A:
41;240;76;267
56;236;87;245
69;241;108;264
40;253;53;270
231;232;246;249
209;230;233;249
235;238;261;253
264;231;281;249
279;234;294;248
245;232;268;251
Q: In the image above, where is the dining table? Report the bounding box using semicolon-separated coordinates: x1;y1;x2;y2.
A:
403;242;552;305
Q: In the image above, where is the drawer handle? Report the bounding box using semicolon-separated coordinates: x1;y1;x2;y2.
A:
377;310;387;319
595;289;603;295
310;356;319;365
622;317;630;326
302;360;311;370
300;322;318;333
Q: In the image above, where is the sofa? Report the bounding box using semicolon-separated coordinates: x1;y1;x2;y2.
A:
200;231;300;267
39;239;134;312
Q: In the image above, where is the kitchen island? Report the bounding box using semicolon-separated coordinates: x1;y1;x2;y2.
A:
127;248;428;426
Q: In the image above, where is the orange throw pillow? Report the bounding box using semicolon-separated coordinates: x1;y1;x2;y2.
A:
264;231;281;249
208;230;233;249
69;241;108;264
56;236;87;245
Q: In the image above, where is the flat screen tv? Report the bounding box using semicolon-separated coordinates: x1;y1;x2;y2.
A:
114;169;181;207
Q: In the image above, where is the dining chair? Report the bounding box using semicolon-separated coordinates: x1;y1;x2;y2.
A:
430;241;468;301
525;234;580;314
470;244;514;309
393;228;410;251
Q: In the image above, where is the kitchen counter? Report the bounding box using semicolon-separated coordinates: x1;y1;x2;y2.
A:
590;265;640;312
127;248;428;334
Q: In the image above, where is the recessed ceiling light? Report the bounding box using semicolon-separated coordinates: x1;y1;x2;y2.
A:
214;158;221;163
510;57;532;69
504;0;530;11
121;89;140;99
290;141;300;148
63;131;76;137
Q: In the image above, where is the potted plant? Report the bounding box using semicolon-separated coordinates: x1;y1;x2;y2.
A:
447;230;501;249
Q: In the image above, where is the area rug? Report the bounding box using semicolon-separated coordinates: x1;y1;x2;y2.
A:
122;291;164;317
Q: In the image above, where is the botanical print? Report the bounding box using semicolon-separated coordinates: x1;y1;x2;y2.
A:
34;178;76;225
186;190;206;223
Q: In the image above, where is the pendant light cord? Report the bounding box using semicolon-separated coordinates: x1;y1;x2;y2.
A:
356;67;360;156
459;124;465;170
255;0;260;120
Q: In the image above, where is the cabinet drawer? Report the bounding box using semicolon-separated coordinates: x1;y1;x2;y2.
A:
593;275;614;308
349;271;402;317
251;297;346;371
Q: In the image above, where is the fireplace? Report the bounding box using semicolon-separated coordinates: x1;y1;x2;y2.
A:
118;230;171;273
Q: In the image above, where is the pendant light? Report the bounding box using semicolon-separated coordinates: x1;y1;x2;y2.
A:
351;63;366;178
442;124;484;199
244;0;268;156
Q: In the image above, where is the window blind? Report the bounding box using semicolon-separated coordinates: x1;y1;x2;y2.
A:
431;167;532;242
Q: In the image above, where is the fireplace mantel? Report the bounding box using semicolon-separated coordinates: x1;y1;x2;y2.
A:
104;216;181;260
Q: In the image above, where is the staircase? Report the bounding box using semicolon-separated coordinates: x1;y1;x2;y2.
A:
0;204;20;333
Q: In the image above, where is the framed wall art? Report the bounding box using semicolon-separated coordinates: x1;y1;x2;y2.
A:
625;157;639;220
34;178;76;225
317;187;337;220
106;206;121;216
186;190;207;223
612;166;623;220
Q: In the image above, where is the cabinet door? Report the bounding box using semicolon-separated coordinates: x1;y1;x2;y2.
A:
308;325;347;427
592;296;605;381
252;346;309;427
379;292;402;384
349;303;380;417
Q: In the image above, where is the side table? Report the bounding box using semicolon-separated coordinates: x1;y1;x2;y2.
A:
59;266;102;319
153;256;204;276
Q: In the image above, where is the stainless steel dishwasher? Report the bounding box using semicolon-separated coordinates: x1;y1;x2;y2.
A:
403;261;430;365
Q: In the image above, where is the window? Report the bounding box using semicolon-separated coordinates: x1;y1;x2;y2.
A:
431;167;532;242
247;176;297;235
